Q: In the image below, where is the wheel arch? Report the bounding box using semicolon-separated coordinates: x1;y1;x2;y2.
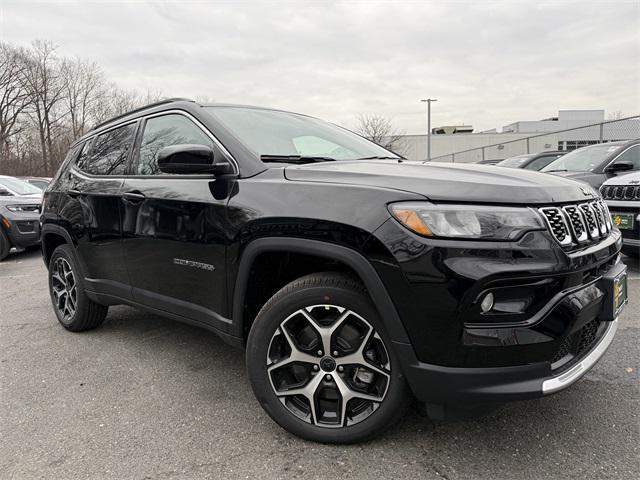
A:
231;237;411;345
41;224;75;267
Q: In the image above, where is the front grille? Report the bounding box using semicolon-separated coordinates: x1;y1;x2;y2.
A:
540;200;611;248
551;319;602;366
600;184;640;201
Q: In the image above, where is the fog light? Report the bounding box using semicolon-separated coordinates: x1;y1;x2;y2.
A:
480;292;494;313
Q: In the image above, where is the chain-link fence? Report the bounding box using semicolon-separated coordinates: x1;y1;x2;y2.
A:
429;115;640;163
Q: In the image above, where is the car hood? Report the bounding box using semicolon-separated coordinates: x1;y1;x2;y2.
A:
601;171;640;186
284;160;600;204
544;170;606;189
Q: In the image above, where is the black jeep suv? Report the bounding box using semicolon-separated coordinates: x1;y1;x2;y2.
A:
41;99;627;443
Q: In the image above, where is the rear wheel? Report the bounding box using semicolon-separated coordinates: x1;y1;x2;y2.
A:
48;244;108;331
246;272;409;443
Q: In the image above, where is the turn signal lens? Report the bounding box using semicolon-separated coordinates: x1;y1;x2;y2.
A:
390;207;433;236
0;216;11;229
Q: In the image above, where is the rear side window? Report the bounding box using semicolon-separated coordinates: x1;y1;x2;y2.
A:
84;123;137;175
135;114;214;175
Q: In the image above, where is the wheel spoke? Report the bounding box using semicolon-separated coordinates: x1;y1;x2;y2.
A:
332;372;382;426
275;371;324;425
299;308;332;356
268;330;318;373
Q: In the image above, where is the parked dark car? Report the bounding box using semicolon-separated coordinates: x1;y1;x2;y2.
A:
541;139;640;188
600;172;640;257
0;194;42;261
41;99;626;443
474;158;502;165
497;151;566;171
19;176;52;191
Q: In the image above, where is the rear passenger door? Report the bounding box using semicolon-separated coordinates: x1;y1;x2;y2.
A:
67;122;138;298
120;111;232;330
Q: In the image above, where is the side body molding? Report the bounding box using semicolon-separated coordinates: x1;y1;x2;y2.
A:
231;237;411;345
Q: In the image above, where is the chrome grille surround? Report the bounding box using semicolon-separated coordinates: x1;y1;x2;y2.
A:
540;200;612;248
561;206;588;244
579;202;600;239
539;207;572;247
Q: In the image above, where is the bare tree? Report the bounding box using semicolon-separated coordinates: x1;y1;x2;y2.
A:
607;111;625;121
355;113;404;153
0;42;32;167
62;57;106;138
21;40;69;174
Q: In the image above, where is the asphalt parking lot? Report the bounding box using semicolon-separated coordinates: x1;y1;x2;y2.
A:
0;250;638;480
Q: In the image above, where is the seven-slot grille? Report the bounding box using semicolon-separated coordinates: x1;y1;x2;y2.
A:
600;184;640;200
539;200;612;248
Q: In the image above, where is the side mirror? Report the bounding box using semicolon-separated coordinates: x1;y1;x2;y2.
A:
604;161;634;174
157;144;231;175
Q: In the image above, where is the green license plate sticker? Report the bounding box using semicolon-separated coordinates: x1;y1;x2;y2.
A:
612;213;634;230
613;272;628;314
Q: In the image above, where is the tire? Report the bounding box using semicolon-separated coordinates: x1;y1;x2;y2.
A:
621;245;639;258
48;244;108;332
246;272;410;444
0;229;10;261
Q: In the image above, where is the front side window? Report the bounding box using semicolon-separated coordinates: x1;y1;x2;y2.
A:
612;145;640;170
206;106;400;161
135;114;214;175
85;123;136;175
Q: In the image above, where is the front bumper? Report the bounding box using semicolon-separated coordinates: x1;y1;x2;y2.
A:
1;212;41;248
396;318;617;405
368;217;624;407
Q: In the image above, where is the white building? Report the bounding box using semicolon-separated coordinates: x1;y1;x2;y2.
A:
395;110;639;162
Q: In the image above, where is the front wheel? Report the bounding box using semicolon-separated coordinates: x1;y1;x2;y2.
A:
246;273;410;443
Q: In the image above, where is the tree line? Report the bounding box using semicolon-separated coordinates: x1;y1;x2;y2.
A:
0;40;165;177
0;40;405;178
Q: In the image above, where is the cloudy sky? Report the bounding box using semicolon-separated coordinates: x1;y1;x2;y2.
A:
1;0;639;133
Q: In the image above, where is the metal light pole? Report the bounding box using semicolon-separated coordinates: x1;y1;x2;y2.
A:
420;98;437;161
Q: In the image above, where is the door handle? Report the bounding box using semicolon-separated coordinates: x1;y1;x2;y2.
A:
123;191;146;203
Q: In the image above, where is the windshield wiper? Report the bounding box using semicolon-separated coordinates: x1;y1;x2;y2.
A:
544;169;568;172
355;156;402;160
261;155;336;164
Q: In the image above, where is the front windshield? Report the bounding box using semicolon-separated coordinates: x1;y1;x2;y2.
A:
541;144;621;172
497;154;533;168
207;107;400;161
0;177;42;195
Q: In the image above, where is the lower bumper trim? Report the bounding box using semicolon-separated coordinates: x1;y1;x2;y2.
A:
542;318;618;394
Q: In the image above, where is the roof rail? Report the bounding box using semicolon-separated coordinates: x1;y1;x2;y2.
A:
91;97;195;131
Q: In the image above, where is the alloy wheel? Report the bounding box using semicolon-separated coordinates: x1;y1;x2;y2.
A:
267;304;391;428
51;257;77;321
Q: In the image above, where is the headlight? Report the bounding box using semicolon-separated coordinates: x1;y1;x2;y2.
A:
5;205;38;213
389;202;545;240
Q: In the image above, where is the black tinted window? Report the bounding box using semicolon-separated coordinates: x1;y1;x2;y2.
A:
136;114;213;175
85;123;136;175
525;155;561;171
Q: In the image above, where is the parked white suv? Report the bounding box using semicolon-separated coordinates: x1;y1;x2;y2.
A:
600;172;640;257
